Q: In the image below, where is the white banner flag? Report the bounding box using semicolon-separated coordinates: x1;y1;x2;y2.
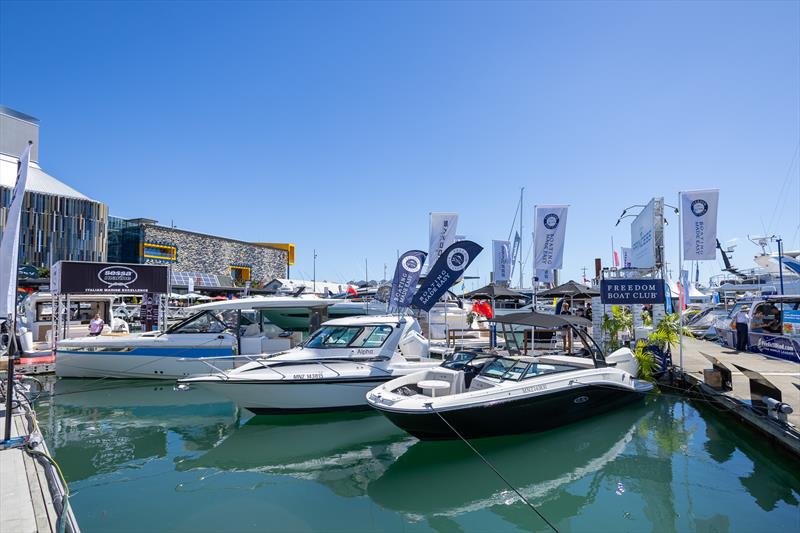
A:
428;212;458;272
533;205;568;270
681;189;719;260
0;142;32;321
492;240;511;283
621;247;632;268
630;199;656;268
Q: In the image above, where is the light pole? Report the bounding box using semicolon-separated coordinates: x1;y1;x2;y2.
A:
776;237;785;296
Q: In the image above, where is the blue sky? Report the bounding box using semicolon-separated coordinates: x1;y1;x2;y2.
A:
1;1;798;288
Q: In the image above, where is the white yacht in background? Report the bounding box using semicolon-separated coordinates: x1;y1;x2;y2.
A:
179;315;440;413
713;237;800;296
55;295;343;379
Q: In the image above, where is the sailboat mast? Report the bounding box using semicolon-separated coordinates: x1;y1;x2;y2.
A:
519;187;524;288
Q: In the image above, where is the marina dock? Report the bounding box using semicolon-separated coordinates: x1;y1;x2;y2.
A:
677;337;800;457
0;390;79;533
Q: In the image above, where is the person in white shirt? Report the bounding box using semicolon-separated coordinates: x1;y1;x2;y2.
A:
733;307;750;352
89;314;105;336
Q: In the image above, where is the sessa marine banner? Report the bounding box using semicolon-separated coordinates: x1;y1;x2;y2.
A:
492;240;511;283
51;261;170;295
427;212;458;272
681;189;719;260
388;250;427;311
533;205;568;271
413;240;483;312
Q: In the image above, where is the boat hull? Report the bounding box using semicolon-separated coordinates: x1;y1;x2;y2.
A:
375;384;647;440
192;377;395;413
55;349;233;379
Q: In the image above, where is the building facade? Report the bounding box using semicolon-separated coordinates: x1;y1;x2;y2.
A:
0;106;108;269
107;216;290;288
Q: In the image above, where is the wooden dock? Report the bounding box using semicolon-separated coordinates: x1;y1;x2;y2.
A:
0;390;79;533
676;337;800;457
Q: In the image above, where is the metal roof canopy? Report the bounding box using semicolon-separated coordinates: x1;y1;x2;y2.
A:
537;280;600;299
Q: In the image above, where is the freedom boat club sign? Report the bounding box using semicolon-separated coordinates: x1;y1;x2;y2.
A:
600;279;666;305
51;261;170;295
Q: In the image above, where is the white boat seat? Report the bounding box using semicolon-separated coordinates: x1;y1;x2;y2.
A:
422;367;465;395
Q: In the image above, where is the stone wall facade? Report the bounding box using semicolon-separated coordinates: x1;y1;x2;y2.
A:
141;225;288;284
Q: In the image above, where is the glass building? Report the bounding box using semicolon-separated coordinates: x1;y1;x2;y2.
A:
0;106;108;269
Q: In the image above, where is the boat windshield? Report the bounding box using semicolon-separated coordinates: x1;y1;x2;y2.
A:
480;357;528;380
167;311;229;334
304;325;394;349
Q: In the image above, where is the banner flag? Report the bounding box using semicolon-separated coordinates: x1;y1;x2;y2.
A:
509;231;521;278
680;269;690;310
621;247;632;268
631;199;656;268
613;250;620;268
388;250;427;312
427;212;458;272
536;269;554;284
681;189;719;260
492;240;512;283
0;142;32;321
413;240;483;312
533;205;568;270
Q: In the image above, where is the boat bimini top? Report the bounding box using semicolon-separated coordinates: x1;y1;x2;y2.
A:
489;311;606;368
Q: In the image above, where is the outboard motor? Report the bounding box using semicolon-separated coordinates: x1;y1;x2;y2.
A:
398;330;430;360
605;347;639;376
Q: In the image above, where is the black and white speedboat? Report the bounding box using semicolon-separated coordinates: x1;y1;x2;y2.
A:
179;315;441;413
366;312;653;440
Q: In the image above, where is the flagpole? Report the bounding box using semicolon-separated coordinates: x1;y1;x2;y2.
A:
677;191;684;371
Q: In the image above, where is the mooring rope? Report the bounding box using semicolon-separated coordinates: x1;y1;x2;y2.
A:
425;404;560;533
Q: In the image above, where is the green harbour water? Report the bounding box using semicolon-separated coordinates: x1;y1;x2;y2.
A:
34;378;799;532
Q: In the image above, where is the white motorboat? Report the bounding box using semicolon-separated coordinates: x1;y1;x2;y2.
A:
55;295;343;379
179;315;441;413
367;312;652;440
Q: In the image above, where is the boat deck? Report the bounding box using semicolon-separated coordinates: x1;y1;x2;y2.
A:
678;337;800;456
0;391;79;533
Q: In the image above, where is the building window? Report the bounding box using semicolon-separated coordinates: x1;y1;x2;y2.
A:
230;265;251;282
142;242;177;262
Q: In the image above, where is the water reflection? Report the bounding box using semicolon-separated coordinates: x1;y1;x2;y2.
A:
33;379;800;533
36;378;239;482
367;404;652;530
700;403;800;512
178;411;414;498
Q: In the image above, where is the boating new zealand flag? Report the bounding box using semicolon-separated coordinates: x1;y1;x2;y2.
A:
412;240;483;312
389;250;427;312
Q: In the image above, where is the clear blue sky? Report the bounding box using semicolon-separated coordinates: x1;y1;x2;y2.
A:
2;1;798;288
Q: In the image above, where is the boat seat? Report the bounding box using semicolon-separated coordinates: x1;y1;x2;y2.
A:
423;368;465;395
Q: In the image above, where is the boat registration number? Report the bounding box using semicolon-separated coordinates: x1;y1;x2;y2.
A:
293;373;324;380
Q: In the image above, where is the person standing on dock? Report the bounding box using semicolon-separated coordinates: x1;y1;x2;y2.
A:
89;313;105;336
733;306;750;352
